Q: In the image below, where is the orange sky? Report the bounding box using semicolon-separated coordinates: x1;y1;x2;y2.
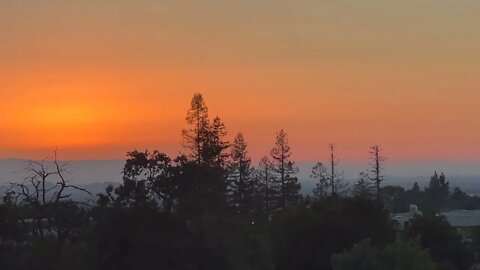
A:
1;1;480;163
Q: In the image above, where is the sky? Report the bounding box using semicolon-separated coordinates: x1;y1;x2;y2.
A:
1;0;480;164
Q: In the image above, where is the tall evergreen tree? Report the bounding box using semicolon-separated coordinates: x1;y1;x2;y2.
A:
270;130;300;209
311;162;329;199
182;93;210;164
256;156;276;212
425;172;450;211
207;116;230;167
182;93;229;167
226;133;255;215
177;94;230;215
426;172;449;199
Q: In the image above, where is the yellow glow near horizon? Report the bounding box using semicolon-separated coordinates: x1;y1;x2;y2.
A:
1;0;480;162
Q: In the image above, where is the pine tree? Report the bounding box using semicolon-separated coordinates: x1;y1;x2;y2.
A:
311;162;329;199
226;132;255;215
425;171;450;211
256;156;276;212
270;130;300;209
182;93;229;167
177;93;229;215
206;116;229;167
182;93;210;164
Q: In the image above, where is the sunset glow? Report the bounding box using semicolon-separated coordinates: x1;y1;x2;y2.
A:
2;1;480;162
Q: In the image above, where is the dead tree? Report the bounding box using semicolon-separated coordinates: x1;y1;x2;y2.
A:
5;151;90;250
328;144;337;195
369;145;386;201
327;144;348;196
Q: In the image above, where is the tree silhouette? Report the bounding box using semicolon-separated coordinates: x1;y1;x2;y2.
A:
270;130;300;209
255;156;276;212
425;172;450;212
206;116;230;167
182;93;229;168
182;93;211;165
98;150;176;211
407;215;474;270
327;144;348;196
2;93;477;270
270;197;394;270
369;145;386;201
4;151;90;255
311;162;329;199
353;172;373;199
226;132;255;215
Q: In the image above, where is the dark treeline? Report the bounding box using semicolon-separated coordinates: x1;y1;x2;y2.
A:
382;172;480;214
0;93;479;270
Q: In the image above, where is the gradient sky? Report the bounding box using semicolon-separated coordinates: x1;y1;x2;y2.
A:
1;0;480;163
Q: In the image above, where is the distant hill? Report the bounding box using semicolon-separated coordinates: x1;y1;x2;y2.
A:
1;159;479;199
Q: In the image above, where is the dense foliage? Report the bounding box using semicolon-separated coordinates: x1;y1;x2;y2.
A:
1;94;479;270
